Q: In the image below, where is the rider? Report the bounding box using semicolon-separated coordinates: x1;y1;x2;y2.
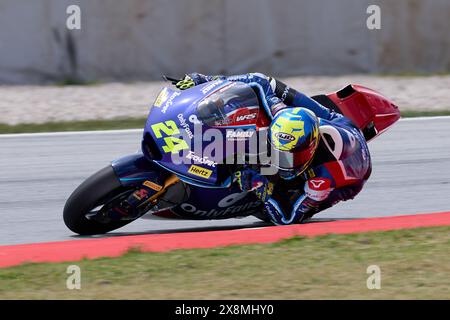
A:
171;73;372;225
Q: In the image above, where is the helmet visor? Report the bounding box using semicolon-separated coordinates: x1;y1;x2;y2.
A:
273;139;317;175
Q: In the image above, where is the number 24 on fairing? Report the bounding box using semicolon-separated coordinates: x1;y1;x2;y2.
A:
151;120;189;153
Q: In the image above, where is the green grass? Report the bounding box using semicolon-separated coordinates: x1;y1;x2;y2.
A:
400;110;450;118
0;110;449;134
0;118;147;134
0;226;449;299
374;71;450;77
56;78;101;86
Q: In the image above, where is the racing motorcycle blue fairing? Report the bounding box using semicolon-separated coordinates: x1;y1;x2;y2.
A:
111;153;164;186
110;81;268;219
140;80;267;187
111;152;263;220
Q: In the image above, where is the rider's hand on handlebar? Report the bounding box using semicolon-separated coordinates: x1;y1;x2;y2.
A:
234;168;273;202
175;75;196;90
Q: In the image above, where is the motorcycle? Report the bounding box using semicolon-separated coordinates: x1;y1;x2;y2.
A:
63;79;400;235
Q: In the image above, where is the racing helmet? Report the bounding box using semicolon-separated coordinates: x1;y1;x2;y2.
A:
268;107;320;180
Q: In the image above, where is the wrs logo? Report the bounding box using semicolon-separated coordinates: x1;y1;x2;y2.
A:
236;113;257;122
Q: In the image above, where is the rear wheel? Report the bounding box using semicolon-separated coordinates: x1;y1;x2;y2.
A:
63;166;136;235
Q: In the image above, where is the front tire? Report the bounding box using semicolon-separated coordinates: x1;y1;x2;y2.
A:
63;166;135;235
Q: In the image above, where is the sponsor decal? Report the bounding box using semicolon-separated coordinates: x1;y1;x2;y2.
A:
177;113;194;139
281;86;290;102
179;200;261;218
201;80;223;94
226;74;254;81
189;114;201;124
185;151;217;167
218;81;237;93
275;132;295;142
143;180;162;192
154;88;169;107
308;178;332;190
214;118;232;126
187;165;213;179
264;202;278;220
310;180;325;188
226;130;255;140
161;91;181;113
305;178;333;201
236;113;257;122
351;127;369;161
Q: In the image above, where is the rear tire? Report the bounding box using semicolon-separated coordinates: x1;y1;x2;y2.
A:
63;166;135;235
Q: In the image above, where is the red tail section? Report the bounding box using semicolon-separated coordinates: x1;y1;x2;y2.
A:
327;84;401;141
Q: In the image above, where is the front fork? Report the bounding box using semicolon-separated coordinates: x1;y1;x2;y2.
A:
109;174;180;221
93;153;183;222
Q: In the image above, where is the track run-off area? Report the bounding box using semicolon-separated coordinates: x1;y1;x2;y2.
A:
0;116;449;265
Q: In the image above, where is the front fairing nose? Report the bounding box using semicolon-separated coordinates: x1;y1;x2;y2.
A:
141;83;229;186
147;87;197;124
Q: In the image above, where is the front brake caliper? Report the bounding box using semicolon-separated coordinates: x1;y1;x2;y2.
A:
106;175;180;222
111;183;162;220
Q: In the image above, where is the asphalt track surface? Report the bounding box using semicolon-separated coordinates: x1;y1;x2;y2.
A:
1;117;449;245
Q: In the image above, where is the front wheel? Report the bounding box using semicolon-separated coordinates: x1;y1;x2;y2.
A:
63;166;136;235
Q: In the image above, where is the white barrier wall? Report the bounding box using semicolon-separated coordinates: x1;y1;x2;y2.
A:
0;0;449;83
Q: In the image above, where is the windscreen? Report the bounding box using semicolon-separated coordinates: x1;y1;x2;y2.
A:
197;82;259;126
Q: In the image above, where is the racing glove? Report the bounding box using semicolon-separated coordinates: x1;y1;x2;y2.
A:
175;75;196;90
164;75;196;90
234;168;273;202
